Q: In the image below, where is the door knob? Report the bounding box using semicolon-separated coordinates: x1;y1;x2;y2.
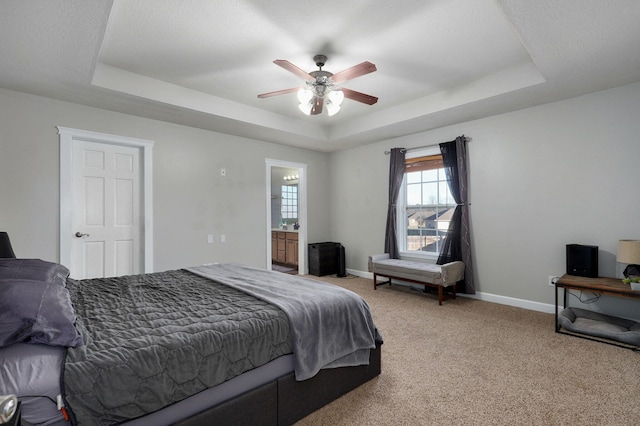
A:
75;232;90;238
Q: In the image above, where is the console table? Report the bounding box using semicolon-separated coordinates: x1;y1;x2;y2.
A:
555;274;640;350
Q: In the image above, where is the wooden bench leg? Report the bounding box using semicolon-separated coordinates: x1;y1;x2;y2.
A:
373;273;393;290
439;285;457;305
372;271;455;305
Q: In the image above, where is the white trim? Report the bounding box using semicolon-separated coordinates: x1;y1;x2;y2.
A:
348;269;556;314
265;159;308;275
458;291;556;314
57;126;154;273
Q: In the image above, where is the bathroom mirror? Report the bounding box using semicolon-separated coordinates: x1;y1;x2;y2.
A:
271;166;299;230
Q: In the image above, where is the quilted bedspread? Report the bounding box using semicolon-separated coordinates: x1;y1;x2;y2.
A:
63;269;292;425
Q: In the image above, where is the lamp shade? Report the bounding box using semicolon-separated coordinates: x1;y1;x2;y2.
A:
297;88;313;104
617;240;640;264
327;89;344;106
326;101;341;116
298;102;312;115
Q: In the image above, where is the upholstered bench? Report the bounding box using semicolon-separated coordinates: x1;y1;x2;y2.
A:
368;254;465;305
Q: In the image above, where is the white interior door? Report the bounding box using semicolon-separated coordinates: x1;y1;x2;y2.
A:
70;140;141;279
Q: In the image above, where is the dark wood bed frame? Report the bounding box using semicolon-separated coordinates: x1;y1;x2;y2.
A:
175;343;382;426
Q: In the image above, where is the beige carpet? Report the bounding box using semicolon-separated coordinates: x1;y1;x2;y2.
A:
296;275;640;426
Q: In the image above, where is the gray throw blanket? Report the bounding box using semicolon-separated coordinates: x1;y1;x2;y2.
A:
187;263;380;381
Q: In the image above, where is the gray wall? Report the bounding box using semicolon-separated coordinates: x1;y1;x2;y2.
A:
0;88;331;271
330;81;640;319
2;81;639;319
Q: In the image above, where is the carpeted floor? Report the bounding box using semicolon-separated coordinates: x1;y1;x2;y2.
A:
296;274;640;425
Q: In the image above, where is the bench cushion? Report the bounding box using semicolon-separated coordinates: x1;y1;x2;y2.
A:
373;259;444;283
368;254;464;288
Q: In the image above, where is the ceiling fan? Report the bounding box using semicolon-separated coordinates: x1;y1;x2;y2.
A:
257;54;378;116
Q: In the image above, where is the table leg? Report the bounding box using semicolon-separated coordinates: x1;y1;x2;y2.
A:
555;283;559;332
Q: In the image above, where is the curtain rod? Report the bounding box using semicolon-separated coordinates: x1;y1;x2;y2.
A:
384;135;471;155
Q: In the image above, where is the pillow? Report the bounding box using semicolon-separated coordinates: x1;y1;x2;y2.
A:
0;259;70;287
0;278;84;348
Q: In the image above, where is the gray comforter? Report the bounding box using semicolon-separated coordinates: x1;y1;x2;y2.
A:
187;263;380;380
64;269;292;425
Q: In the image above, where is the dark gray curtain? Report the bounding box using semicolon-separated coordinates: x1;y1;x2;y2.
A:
437;136;474;294
384;148;405;259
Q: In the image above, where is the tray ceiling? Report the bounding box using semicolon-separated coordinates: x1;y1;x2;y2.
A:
1;0;639;152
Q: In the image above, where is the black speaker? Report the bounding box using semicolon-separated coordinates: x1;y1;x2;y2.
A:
566;244;598;278
337;245;346;278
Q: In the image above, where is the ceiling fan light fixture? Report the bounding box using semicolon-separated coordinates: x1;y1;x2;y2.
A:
258;55;377;117
313;83;327;97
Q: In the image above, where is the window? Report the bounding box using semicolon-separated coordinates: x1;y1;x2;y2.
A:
397;150;455;256
281;184;298;223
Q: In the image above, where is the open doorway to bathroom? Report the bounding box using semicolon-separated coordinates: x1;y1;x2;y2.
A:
265;159;307;275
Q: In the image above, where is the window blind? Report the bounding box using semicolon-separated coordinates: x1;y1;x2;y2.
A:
404;154;443;173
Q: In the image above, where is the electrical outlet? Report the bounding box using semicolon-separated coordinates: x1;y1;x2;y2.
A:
548;275;560;287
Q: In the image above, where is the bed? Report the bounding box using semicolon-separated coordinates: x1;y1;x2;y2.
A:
0;258;382;425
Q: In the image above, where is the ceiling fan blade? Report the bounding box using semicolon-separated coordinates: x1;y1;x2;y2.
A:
274;59;313;81
331;61;377;84
342;88;378;105
310;97;324;115
257;87;300;98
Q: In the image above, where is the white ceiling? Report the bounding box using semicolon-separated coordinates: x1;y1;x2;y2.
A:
1;0;639;152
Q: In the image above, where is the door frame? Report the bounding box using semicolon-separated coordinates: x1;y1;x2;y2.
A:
57;126;154;273
265;159;307;274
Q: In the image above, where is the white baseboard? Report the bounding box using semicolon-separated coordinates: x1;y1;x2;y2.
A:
347;268;556;315
458;292;556;314
346;268;372;280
